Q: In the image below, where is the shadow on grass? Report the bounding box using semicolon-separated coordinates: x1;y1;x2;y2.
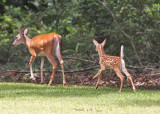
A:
0;82;160;107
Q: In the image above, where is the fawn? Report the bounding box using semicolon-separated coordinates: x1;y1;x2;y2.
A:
93;39;136;92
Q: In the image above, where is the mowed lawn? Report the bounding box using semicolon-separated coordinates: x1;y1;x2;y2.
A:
0;83;160;114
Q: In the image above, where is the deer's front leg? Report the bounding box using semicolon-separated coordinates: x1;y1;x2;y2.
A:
93;61;104;79
40;57;44;84
95;68;105;89
93;72;99;79
29;56;36;80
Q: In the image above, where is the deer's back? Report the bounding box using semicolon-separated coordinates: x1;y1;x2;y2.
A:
100;55;121;69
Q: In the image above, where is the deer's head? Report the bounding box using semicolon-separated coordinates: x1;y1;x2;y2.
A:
93;39;106;51
12;28;28;46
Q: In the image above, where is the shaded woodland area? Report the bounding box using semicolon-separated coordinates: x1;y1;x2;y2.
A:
0;0;160;88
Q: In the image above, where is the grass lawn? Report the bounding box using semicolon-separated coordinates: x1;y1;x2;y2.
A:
0;83;160;114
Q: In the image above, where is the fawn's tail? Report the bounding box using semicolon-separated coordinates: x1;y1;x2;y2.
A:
120;45;124;60
120;45;125;71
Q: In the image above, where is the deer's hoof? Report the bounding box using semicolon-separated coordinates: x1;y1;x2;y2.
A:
48;84;51;86
30;77;36;81
118;90;122;92
133;89;136;92
63;82;66;87
40;81;44;84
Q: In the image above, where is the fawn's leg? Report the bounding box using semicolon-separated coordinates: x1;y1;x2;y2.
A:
122;67;136;92
114;68;124;92
93;65;105;79
95;68;105;89
93;72;99;79
121;60;136;92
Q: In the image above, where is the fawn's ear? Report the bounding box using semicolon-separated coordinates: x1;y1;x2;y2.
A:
93;39;99;46
102;39;106;46
24;28;29;35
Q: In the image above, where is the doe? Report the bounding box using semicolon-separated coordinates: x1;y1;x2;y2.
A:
93;39;136;92
12;28;66;86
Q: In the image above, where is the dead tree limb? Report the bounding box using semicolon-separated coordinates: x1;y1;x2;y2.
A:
62;57;97;64
6;66;100;74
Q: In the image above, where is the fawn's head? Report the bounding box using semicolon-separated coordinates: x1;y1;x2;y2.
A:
93;39;106;51
12;28;29;46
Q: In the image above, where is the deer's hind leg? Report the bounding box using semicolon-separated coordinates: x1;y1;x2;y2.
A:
57;55;66;86
121;60;136;92
114;68;124;92
46;53;58;86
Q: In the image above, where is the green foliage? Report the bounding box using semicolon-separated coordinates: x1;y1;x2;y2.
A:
0;0;159;68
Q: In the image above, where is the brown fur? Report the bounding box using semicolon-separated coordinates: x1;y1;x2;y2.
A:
93;39;136;92
12;28;66;86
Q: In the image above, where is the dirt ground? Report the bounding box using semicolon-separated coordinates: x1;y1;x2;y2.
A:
1;67;160;89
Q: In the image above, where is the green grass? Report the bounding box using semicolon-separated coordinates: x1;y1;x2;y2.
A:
0;83;160;114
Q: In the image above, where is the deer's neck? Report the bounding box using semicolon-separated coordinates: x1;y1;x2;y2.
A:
98;46;105;57
24;35;31;47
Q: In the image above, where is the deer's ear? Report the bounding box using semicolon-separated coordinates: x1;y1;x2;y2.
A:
24;28;29;35
102;39;106;46
93;39;99;46
19;28;24;38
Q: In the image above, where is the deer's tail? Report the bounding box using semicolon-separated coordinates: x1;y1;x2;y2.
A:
54;35;62;57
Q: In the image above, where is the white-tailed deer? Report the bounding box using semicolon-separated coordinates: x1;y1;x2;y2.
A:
93;39;136;92
12;28;66;86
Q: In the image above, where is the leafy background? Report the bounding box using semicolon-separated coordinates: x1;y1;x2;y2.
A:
0;0;160;85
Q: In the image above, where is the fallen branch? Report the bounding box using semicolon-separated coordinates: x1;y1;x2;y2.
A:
6;66;100;74
128;65;157;71
145;73;160;76
62;57;97;64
